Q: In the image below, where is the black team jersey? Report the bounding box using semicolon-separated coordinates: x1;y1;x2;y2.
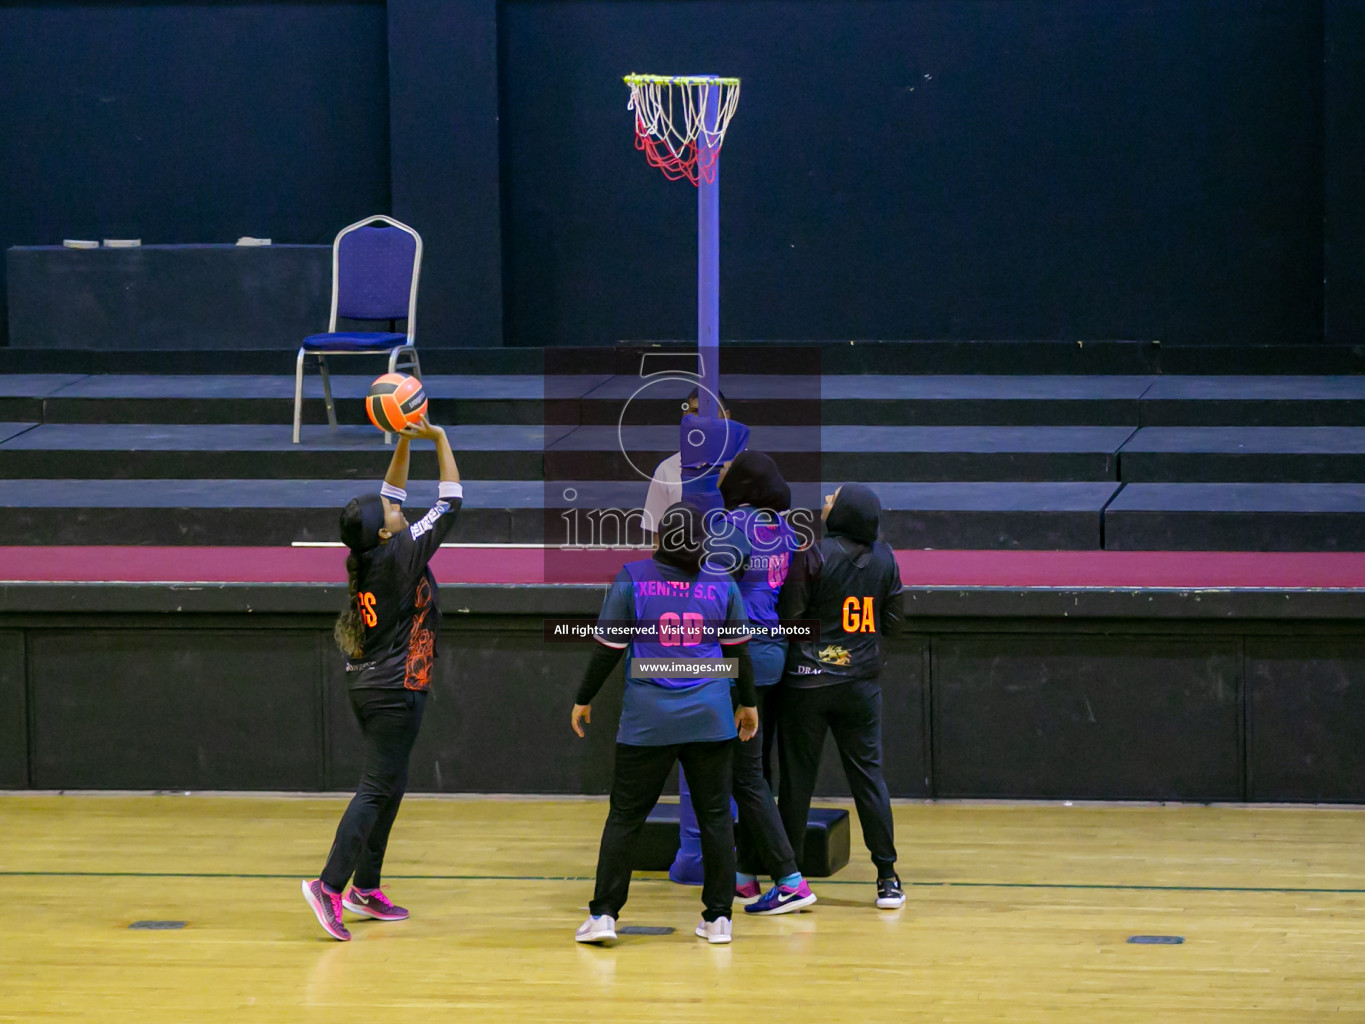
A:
346;482;463;691
777;486;903;686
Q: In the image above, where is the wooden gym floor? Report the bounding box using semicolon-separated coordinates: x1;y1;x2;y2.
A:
1;794;1362;1023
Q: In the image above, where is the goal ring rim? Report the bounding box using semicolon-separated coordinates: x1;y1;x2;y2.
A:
623;73;741;87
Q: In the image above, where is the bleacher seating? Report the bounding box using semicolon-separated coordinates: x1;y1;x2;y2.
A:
1;372;1364;549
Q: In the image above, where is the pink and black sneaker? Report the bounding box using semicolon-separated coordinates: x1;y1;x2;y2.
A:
301;879;351;941
735;878;763;904
744;879;818;916
342;887;409;921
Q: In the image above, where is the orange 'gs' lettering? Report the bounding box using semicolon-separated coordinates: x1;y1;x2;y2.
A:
358;591;378;627
842;596;876;633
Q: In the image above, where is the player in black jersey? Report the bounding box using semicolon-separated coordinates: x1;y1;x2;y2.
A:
776;483;907;910
302;417;462;941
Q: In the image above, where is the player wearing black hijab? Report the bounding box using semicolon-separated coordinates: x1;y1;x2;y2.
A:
302;417;462;941
776;483;907;909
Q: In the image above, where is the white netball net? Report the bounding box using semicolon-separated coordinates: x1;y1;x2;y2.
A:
624;74;741;185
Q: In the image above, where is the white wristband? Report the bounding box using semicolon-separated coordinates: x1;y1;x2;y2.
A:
439;481;464;500
380;483;407;503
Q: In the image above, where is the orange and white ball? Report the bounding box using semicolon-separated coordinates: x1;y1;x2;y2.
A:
365;373;428;433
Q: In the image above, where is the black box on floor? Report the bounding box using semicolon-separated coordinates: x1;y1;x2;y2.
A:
631;802;850;878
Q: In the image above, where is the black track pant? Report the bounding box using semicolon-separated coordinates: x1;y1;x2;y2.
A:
732;687;798;880
757;683;782;786
321;687;426;892
590;739;735;923
777;678;898;877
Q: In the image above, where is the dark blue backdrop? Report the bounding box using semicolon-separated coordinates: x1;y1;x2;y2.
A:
0;1;1360;349
1326;0;1365;347
0;0;392;343
499;0;1323;347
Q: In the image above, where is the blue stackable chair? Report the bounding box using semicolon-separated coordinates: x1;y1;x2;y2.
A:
293;215;423;443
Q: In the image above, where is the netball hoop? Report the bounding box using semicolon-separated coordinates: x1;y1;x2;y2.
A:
624;74;743;888
624;73;740;185
624;73;740;419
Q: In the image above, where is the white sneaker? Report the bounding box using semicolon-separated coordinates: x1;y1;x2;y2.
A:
694;917;732;944
575;914;617;944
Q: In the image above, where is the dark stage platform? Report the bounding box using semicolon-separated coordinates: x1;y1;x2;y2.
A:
2;370;1365;549
1139;376;1365;426
4;340;1365;377
8;420;1365;485
1120;426;1365;482
0;478;1119;547
7;372;1365;425
1106;483;1365;551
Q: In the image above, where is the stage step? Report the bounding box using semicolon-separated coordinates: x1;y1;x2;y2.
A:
5;374;1363;431
576;374;1151;426
1138;376;1365;426
2;342;1363;378
1105;483;1365;551
816;375;1151;425
0;373;1152;427
1119;427;1365;482
0;423;558;481
0;479;1118;548
0;339;1170;376
0;479;547;546
0;421;1133;483
548;424;1131;483
859;482;1116;549
5;478;1362;550
0;422;38;444
0;374;583;427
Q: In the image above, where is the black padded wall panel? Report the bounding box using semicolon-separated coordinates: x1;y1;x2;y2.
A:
811;638;929;799
326;624;625;794
4;603;1362;802
0;631;27;787
28;629;322;790
1247;638;1365;802
932;635;1243;800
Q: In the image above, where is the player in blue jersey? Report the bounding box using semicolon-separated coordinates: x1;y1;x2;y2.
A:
571;502;758;946
713;451;819;915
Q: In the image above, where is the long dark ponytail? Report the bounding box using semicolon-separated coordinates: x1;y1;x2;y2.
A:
334;551;366;656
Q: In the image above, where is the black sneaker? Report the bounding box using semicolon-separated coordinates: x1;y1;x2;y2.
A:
875;874;906;909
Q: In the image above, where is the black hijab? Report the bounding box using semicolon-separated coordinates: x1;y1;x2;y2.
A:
824;484;881;544
339;493;386;553
653;501;706;575
719;450;791;512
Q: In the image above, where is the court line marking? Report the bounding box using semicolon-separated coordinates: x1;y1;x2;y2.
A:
3;871;1362;894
